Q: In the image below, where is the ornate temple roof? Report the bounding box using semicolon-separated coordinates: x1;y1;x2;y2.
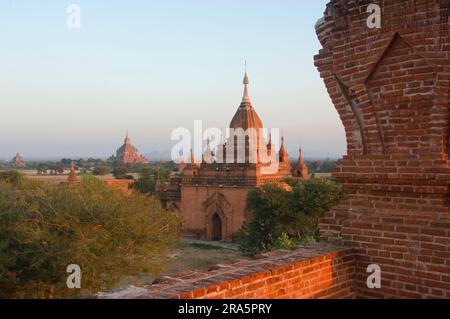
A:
229;72;263;130
278;136;290;164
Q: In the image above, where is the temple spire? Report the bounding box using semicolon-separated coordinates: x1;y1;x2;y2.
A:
202;138;214;163
279;136;290;163
267;133;273;157
293;143;309;179
190;148;195;165
298;145;303;161
124;131;131;144
242;61;251;105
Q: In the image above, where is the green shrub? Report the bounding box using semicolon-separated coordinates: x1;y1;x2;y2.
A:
92;166;112;176
239;178;345;255
0;170;22;184
0;176;181;298
133;167;172;195
273;233;297;250
112;167;133;180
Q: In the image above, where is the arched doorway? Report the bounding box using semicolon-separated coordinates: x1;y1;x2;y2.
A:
212;213;222;241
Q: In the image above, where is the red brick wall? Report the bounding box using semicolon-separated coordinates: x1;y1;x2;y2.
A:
315;0;450;298
136;244;356;299
103;179;134;194
180;186;251;242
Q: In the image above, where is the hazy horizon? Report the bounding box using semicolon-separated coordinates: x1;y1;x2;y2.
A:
0;0;346;160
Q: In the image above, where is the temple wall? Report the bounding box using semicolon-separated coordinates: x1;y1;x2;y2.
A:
180;185;252;242
99;243;356;299
315;0;450;298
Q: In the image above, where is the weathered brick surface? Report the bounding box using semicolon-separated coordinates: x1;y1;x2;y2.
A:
315;0;450;298
100;243;356;299
103;179;134;194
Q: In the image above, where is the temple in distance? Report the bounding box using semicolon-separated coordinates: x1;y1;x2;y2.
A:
110;132;149;164
11;153;25;168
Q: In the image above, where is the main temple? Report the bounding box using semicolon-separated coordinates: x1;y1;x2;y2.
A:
159;72;309;242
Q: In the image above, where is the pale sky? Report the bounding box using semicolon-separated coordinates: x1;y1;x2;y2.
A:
0;0;346;160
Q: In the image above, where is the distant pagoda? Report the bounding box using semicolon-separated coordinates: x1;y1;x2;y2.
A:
111;132;149;164
11;153;25;168
67;161;78;183
292;147;309;179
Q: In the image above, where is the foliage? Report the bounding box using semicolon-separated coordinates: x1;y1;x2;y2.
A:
302;159;337;174
48;163;64;175
273;233;298;250
238;178;345;255
0;170;22;184
0;176;182;298
92;165;112;176
133;167;171;195
27;160;178;177
112;167;133;180
36;164;48;175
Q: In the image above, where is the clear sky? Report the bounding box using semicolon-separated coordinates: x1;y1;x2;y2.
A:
0;0;346;160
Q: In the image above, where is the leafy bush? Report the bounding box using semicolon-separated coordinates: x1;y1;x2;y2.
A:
112;167;133;180
132;168;157;194
0;170;22;184
133;167;172;195
238;178;345;255
0;176;182;298
273;233;298;250
92;165;112;176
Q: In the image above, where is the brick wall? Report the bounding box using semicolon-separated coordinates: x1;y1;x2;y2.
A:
99;244;356;299
180;186;251;242
103;179;134;194
315;0;450;298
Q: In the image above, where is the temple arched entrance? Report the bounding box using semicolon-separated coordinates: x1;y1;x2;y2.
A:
212;213;222;241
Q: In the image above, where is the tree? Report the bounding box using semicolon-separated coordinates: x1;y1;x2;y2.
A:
55;163;64;175
133;168;157;194
0;176;182;298
92;165;112;176
0;170;22;184
238;184;292;255
238;178;345;255
37;164;48;175
60;159;72;167
112;167;133;180
133;167;172;195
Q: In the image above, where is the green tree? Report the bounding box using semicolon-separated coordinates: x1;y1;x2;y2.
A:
37;164;48;175
0;170;22;184
92;165;112;176
238;178;345;255
0;176;181;298
133;167;172;194
133;168;157;194
112;167;133;180
55;163;64;175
